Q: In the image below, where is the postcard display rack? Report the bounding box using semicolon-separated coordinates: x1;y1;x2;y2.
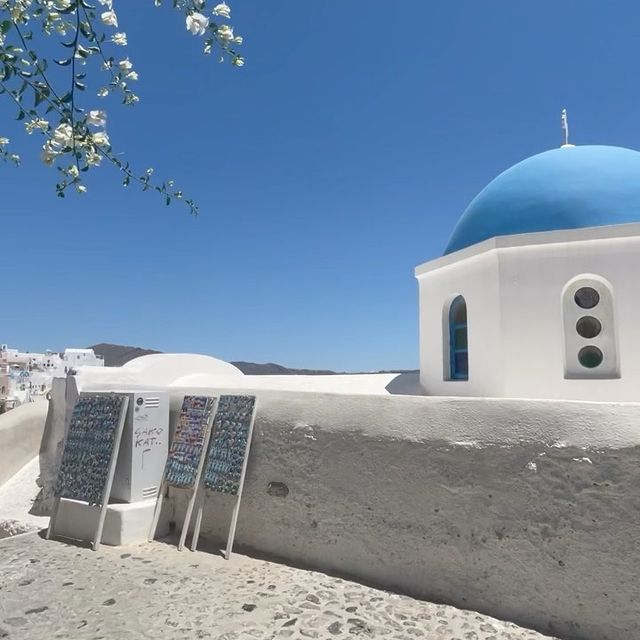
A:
149;394;257;559
46;393;129;551
148;395;217;551
192;395;257;558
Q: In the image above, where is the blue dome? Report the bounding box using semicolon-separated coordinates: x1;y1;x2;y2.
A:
445;145;640;254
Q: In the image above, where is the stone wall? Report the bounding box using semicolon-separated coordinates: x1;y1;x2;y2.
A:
168;390;640;640
0;401;48;487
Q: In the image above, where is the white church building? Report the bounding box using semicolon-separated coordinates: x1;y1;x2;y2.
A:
416;143;640;402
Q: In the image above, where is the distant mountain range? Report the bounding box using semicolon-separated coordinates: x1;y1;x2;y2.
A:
89;343;338;375
228;361;337;375
90;343;161;367
89;343;417;376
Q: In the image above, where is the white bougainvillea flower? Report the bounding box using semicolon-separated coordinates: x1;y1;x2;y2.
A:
41;143;59;166
0;137;8;146
101;9;118;27
85;148;102;166
87;110;107;127
212;3;231;19
216;24;234;42
52;123;73;147
112;32;127;46
118;58;133;72
25;118;49;134
92;131;110;147
186;12;209;36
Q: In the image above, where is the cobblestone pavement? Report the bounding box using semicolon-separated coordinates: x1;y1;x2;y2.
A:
0;533;558;640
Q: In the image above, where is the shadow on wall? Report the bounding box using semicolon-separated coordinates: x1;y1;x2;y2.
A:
385;372;424;395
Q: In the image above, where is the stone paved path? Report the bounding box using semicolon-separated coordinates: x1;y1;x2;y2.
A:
0;533;558;640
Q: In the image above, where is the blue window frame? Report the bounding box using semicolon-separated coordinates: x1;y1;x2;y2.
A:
448;295;468;380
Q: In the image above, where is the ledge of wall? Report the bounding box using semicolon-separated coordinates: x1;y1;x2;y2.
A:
0;401;48;487
168;389;640;640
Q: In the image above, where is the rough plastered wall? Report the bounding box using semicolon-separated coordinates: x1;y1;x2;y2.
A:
169;389;640;640
0;401;47;487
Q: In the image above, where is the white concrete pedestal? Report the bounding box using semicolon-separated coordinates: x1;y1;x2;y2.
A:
53;498;171;546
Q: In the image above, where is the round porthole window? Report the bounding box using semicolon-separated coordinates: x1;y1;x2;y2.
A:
576;316;602;339
578;345;604;368
574;287;600;309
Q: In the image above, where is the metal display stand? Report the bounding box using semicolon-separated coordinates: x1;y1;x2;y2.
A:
148;396;217;551
190;395;257;559
47;394;130;551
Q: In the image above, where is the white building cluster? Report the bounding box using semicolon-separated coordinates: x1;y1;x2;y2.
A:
0;345;103;411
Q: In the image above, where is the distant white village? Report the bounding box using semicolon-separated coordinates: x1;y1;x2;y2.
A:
0;344;103;411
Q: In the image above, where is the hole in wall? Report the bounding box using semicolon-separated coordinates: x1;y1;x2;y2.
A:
267;482;289;498
574;287;600;309
576;316;602;339
578;345;603;368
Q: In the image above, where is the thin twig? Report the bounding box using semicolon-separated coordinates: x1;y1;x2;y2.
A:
12;20;63;103
70;1;80;172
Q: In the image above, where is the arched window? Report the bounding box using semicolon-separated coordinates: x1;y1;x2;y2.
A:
562;275;619;379
448;295;468;380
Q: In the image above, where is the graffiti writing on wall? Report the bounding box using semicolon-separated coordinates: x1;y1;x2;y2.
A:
134;426;164;448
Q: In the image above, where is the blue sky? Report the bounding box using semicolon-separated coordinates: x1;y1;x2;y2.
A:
3;1;640;371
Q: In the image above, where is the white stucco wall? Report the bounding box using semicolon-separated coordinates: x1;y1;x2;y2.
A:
418;249;503;397
170;372;401;395
417;222;640;401
165;388;640;640
70;353;408;397
498;233;640;400
37;375;640;639
0;401;47;487
34;363;410;512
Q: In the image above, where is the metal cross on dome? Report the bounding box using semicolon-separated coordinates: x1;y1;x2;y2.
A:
561;109;570;146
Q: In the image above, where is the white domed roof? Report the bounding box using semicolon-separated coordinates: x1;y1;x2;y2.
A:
121;353;242;385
